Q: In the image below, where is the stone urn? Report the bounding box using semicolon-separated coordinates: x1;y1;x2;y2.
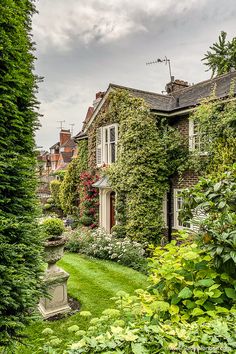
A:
39;235;71;319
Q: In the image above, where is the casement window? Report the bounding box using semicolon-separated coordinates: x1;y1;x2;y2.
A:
173;189;191;229
189;119;207;154
96;124;118;166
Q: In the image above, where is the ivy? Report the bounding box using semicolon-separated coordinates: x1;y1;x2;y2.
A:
106;90;187;244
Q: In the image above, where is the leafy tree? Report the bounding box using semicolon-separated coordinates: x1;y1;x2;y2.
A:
202;31;236;77
0;0;44;346
59;140;88;215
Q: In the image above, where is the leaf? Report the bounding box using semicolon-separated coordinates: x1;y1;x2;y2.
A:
214;181;222;192
191;308;205;317
218;201;226;209
131;343;148;354
195;278;215;287
178;287;193;299
169;304;179;315
225;288;236;300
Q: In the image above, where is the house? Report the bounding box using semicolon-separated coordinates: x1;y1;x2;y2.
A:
75;71;236;237
49;129;77;173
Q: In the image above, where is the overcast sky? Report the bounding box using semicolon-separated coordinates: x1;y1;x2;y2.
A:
33;0;236;150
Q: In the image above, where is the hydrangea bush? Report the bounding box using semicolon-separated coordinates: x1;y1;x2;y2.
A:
66;227;147;271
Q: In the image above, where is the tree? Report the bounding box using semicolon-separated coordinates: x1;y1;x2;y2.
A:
59;140;88;215
0;0;44;346
202;31;236;77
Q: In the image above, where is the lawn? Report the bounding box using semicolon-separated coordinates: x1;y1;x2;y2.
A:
15;253;148;353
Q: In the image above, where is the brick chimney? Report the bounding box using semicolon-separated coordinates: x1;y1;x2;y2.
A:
165;78;189;94
60;129;71;145
93;91;105;109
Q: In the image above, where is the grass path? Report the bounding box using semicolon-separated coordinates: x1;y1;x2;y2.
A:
16;253;148;353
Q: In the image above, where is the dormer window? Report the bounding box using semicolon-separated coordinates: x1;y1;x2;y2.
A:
96;124;118;166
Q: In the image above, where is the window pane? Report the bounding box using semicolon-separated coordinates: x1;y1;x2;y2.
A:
110;127;115;142
105;128;108;143
110;143;116;163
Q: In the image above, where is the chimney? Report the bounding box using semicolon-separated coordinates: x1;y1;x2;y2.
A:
93;91;105;109
165;78;189;94
60;129;71;146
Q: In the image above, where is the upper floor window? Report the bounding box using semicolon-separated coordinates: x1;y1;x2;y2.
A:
96;124;118;166
189;119;207;154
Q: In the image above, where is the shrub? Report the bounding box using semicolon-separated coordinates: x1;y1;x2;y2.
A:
80;215;94;227
66;227;147;271
181;165;236;276
41;218;65;238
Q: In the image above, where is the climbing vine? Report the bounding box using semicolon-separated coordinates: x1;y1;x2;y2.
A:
79;171;99;228
106;90;188;244
189;82;236;173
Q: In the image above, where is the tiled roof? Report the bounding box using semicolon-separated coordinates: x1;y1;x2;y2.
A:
109;83;173;111
170;71;236;111
49;142;60;149
60;137;77;148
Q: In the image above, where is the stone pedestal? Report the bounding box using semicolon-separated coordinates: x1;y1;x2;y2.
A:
39;236;71;319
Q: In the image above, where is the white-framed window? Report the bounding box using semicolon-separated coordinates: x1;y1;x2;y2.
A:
96;124;118;166
173;189;191;230
189;119;207;154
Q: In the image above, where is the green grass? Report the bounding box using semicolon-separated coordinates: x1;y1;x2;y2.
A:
15;253;148;353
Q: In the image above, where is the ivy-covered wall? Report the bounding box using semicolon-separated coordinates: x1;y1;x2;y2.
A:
86;90;188;244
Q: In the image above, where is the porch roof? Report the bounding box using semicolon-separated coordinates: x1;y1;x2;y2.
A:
92;176;110;189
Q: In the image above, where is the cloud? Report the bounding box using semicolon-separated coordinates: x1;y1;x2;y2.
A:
33;0;207;52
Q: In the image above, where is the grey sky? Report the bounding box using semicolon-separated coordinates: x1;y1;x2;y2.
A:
33;0;236;150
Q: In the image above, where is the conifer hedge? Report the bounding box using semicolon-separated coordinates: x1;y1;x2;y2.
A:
0;0;44;346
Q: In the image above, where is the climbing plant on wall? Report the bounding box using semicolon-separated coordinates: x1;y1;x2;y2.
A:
189;83;236;173
59;140;88;215
107;90;188;244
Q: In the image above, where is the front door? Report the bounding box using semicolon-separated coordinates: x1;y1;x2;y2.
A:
110;191;115;232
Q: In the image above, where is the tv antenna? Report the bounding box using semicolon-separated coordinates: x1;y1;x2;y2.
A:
57;120;66;130
146;56;173;82
69;123;75;135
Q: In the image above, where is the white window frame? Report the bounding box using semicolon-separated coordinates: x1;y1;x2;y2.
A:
173;189;192;230
96;123;118;167
189;118;207;155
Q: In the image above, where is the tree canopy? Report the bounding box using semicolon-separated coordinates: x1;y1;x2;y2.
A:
202;31;236;77
0;0;44;346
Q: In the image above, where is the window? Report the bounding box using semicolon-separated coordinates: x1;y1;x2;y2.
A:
174;189;191;229
96;124;118;166
189;119;207;154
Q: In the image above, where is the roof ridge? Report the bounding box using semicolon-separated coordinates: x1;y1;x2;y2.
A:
109;83;171;99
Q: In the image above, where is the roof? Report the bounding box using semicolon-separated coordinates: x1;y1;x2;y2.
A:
109;83;172;111
170;71;236;111
49;142;60;150
73;131;88;141
83;71;236;131
60;137;77;148
92;176;110;189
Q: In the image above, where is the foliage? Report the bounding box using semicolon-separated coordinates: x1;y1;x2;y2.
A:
189;89;236;173
41;218;65;238
79;171;99;228
14;253;148;354
148;235;236;322
202;31;236;77
43;238;236;353
59;140;88;215
0;0;45;346
66;227;147;271
181;166;236;276
106;90;187;244
50;180;62;209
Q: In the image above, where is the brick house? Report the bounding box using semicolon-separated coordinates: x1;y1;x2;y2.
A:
75;71;236;237
49;129;76;173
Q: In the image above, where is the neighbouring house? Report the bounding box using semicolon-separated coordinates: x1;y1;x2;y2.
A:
75;71;236;238
49;129;77;173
